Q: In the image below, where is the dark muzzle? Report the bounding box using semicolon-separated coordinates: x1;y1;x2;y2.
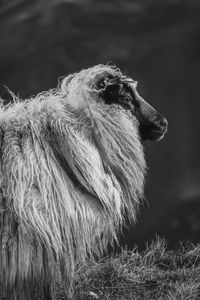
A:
133;91;168;141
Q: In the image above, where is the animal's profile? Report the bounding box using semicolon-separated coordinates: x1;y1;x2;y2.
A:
0;64;167;299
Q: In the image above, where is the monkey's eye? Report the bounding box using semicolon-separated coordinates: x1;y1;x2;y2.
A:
119;85;133;102
119;93;132;109
120;93;132;102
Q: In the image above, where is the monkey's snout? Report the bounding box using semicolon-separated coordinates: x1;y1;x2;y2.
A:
153;115;168;136
150;116;168;141
154;115;168;130
139;113;168;142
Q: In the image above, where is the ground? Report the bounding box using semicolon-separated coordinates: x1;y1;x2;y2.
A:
74;238;200;299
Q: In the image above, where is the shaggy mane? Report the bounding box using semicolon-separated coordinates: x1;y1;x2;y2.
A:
0;65;146;299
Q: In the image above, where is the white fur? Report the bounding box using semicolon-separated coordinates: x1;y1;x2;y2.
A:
0;65;146;299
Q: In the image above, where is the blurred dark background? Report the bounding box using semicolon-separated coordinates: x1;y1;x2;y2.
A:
0;0;200;249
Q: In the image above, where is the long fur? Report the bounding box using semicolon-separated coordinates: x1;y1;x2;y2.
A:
0;65;146;299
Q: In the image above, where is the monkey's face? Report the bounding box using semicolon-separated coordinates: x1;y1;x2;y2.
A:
97;75;168;141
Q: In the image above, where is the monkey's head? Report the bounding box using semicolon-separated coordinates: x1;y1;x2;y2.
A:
63;65;168;142
96;73;168;142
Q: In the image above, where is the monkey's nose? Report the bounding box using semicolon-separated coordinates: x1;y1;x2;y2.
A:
154;115;168;131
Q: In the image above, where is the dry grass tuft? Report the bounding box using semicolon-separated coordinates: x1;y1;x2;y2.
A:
74;238;200;300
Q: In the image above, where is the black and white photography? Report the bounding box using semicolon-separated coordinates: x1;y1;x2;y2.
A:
0;0;199;299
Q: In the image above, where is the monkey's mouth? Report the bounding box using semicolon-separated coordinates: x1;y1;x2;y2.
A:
151;130;166;141
139;120;168;141
140;127;167;141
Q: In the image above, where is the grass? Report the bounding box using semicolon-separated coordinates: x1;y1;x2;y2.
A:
74;238;200;299
1;238;200;299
